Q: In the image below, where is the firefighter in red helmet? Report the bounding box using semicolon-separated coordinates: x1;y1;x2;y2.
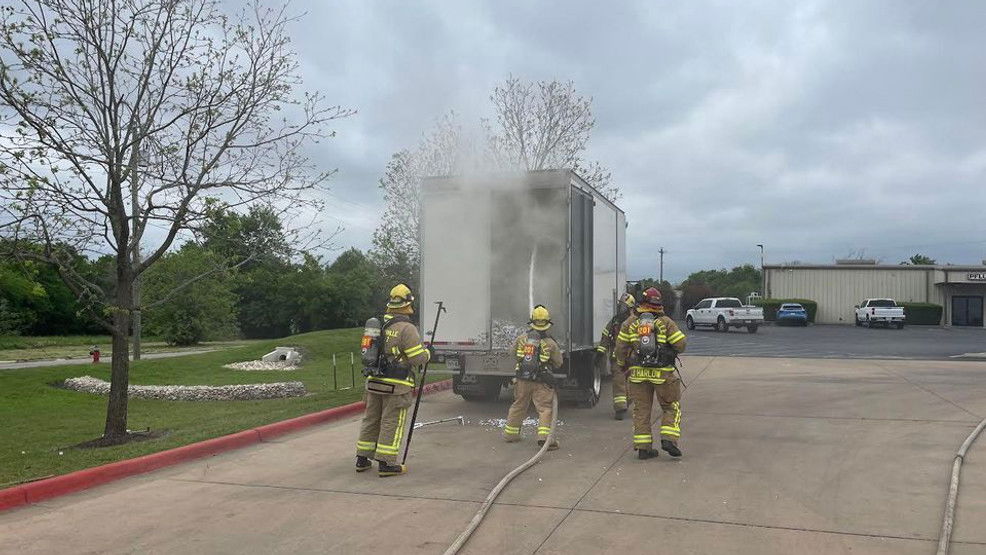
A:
614;287;687;459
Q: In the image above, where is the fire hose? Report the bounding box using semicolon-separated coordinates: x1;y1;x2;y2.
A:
936;417;986;555
443;390;559;555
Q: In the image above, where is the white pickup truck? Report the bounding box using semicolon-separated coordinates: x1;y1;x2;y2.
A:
685;297;765;333
855;299;905;329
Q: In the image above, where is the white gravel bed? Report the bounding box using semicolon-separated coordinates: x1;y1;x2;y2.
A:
62;375;306;401
223;360;300;371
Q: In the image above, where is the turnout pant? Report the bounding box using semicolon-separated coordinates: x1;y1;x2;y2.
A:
628;379;681;450
504;379;555;441
356;390;412;464
612;364;629;412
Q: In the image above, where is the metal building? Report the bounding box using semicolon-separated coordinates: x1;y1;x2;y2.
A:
764;263;986;327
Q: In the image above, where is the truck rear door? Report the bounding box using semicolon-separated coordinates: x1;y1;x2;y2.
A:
420;179;492;350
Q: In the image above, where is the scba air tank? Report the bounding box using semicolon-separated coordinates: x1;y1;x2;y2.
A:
361;317;382;371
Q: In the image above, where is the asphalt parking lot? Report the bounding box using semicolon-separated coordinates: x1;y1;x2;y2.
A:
680;322;986;360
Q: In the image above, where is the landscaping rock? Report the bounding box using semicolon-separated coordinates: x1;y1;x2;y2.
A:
62;376;306;401
223;360;299;371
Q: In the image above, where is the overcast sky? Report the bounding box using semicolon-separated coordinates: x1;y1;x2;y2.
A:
284;1;986;283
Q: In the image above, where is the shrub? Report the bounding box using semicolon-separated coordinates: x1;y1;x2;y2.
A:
899;302;943;325
751;298;818;323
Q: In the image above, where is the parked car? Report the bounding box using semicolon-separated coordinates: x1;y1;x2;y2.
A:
854;299;905;329
686;297;765;333
776;303;808;326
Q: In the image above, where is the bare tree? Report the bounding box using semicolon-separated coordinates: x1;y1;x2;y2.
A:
0;0;352;442
484;75;618;201
369;111;468;287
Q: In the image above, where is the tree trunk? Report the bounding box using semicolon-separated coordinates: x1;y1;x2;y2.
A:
103;261;133;440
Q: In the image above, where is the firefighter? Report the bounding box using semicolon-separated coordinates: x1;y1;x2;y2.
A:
355;283;431;477
596;293;636;420
503;305;563;450
615;287;687;459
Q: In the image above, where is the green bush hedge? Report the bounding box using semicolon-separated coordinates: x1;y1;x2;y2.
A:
750;298;818;323
899;302;943;325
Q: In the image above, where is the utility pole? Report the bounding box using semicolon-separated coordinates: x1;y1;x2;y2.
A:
757;244;765;299
659;247;665;284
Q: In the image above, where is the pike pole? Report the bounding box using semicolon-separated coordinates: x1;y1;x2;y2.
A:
402;300;446;465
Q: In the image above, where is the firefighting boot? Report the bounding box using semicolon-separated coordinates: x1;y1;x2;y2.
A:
355;455;372;472
614;409;627;421
537;439;560;451
378;461;407;477
637;448;659;460
661;439;682;458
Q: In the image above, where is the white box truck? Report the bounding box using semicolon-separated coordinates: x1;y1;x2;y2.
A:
420;169;626;407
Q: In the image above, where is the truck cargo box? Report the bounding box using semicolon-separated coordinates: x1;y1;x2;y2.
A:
419;170;626;406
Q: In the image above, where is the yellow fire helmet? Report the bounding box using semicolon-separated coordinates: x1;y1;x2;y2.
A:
530;304;552;331
620;292;636;308
387;283;415;310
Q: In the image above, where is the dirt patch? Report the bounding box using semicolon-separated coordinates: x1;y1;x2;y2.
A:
69;429;171;449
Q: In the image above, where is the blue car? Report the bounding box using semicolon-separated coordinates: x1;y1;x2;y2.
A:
776;303;808;326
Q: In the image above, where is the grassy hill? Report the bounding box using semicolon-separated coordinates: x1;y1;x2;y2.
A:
0;328;445;486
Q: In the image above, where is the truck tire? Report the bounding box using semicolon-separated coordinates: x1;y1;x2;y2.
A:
855;315;862;327
896;322;905;330
717;316;729;332
685;316;695;330
747;325;758;333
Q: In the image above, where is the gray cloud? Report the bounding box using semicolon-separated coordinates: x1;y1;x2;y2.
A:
283;0;986;280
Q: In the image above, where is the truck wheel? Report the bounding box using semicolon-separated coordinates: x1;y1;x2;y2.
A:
896;322;905;330
717;316;728;332
747;325;758;333
685;316;695;330
855;315;862;327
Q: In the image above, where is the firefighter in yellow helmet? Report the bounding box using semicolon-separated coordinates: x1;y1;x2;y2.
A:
615;287;687;459
503;304;563;449
596;292;636;420
355;283;431;476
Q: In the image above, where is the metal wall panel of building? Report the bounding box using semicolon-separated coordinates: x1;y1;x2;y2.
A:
766;267;942;324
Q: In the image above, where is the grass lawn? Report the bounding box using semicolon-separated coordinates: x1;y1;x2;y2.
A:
0;328;447;487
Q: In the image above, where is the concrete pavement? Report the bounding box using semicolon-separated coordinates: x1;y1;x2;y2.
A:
2;356;985;554
0;349;221;370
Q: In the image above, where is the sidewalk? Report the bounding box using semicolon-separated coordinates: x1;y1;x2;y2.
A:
0;349;221;370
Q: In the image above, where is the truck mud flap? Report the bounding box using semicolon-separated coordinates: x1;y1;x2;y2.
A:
557;350;600;408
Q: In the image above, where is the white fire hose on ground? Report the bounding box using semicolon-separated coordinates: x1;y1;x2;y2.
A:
443;391;559;555
937;417;986;555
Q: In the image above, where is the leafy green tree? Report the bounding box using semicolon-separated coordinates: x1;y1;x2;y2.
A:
142;245;238;346
901;254;936;265
682;264;761;302
200;204;292;268
325;249;382;327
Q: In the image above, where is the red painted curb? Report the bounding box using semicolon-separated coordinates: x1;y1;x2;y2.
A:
0;379;453;512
